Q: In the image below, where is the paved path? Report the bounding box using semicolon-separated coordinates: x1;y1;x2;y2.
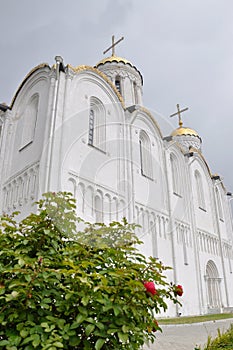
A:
143;318;233;350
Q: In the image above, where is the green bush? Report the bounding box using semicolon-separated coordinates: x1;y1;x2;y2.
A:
197;325;233;350
0;192;181;349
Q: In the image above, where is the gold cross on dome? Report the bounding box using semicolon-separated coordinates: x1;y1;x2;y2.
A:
103;35;124;56
170;104;189;127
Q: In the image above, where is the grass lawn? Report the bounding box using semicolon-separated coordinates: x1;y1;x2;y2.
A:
158;313;233;325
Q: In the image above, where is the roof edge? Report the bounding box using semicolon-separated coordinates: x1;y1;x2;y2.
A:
10;63;51;109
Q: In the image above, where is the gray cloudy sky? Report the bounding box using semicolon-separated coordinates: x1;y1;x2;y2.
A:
1;0;233;191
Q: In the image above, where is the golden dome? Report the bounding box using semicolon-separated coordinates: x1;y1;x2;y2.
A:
171;127;200;137
95;55;133;67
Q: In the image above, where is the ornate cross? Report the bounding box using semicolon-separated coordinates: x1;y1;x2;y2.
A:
170;104;189;127
103;35;124;56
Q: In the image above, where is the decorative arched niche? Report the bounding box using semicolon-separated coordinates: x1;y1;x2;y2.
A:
20;94;39;150
139;130;153;179
205;260;222;309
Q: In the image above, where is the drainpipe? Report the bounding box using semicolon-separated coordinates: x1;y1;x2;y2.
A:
184;152;204;314
212;179;229;308
163;140;178;316
45;56;63;192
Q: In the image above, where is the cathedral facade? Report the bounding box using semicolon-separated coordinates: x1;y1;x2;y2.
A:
0;47;233;317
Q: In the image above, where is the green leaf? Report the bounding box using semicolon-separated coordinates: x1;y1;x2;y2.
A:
0;340;9;346
86;317;95;324
70;321;81;329
113;305;121;316
118;332;129;343
18;258;25;267
81;295;90;306
85;324;95;336
107;328;118;334
43;298;51;303
56;319;65;329
5;291;19;302
53;342;63;348
69;336;80;346
65;293;73;300
41;322;49;328
96;322;105;330
17;323;25;331
75;314;86;325
22;335;34;345
122;324;129;333
32;334;40;347
20;329;29;338
95;338;105;350
25;275;32;282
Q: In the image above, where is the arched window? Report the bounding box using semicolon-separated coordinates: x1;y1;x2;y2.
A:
170;153;181;195
215;188;224;221
85;186;94;217
206;260;221;309
119;199;126;219
67;178;76;197
133;81;138;104
103;193;111;223
77;182;85;213
88;97;106;151
20;94;39;150
94;194;103;222
150;219;158;259
115;76;121;94
139;130;153;179
112;197;118;221
195;170;205;210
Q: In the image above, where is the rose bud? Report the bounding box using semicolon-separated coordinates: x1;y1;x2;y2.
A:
152;319;159;332
175;284;183;296
143;281;157;296
38;257;43;265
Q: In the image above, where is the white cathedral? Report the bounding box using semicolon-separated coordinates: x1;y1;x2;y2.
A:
0;37;233;317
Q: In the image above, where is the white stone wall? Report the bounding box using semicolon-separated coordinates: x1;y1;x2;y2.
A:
0;60;232;317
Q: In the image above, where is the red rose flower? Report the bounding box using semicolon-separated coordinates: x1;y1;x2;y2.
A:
143;281;157;296
175;284;183;296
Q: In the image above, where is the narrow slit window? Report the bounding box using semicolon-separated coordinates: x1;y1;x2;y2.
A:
88;109;94;145
133;81;138;104
115;77;121;94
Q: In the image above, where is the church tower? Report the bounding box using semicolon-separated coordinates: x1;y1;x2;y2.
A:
170;104;202;151
95;36;143;107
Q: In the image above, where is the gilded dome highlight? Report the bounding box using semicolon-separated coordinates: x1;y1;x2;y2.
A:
95;55;133;67
171;126;200;138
